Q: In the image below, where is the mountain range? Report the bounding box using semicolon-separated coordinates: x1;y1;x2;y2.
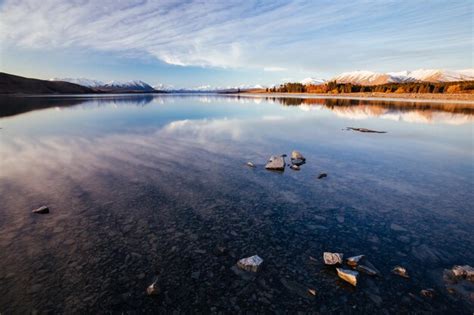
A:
327;69;474;86
51;69;474;91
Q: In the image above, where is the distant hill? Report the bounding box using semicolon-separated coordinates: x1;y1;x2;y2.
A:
0;72;95;94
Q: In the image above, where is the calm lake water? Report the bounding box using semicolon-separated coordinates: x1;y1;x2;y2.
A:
0;94;473;313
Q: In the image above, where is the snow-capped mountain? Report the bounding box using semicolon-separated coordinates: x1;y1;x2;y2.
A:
101;80;154;91
50;77;104;87
331;69;474;85
51;78;155;91
153;83;174;91
300;77;326;85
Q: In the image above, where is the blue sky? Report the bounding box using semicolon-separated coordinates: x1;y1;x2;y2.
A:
0;0;472;88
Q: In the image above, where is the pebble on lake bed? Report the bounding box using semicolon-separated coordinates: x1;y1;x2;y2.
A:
32;205;49;214
336;268;358;286
323;252;343;265
392;266;409;278
146;281;159;296
237;255;264;272
420;288;435;298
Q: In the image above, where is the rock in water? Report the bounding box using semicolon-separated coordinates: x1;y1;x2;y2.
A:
246;162;256;168
32;206;49;214
446;265;474;281
290;150;306;166
265;156;285;171
347;127;386;133
237;255;264;272
392;266;409;278
356;264;379;276
346;255;364;267
290;164;300;171
323;252;343;265
420;289;435;298
146;281;159;296
291;150;305;160
336;268;358;286
317;173;327;179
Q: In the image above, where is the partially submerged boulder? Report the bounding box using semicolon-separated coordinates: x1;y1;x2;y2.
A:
317;173;327;179
237;255;264;273
291;150;305;161
336;268;358;286
290;150;306;166
32;206;49;214
246;162;256;168
265;156;285;171
323;252;343;265
392;266;409;278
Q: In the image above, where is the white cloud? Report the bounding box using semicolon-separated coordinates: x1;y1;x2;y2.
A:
0;0;472;72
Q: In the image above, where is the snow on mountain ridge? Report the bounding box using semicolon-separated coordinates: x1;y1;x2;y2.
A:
331;69;474;85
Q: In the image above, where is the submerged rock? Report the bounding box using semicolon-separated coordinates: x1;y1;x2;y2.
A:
336;268;358;286
290;164;300;171
265;156;285;171
237;255;264;273
317;173;327;179
32;206;49;214
445;265;474;282
323;252;343;265
356;261;381;276
281;278;315;299
246;162;256;168
346;255;364;267
146;280;160;296
392;266;409;278
420;288;435;298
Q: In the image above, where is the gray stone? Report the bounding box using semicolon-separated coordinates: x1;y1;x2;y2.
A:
32;206;49;214
317;173;327;179
246;162;256;168
323;252;343;265
237;255;264;272
336;268;358;286
265;156;285;171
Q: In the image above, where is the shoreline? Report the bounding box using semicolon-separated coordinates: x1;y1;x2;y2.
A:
238;92;474;104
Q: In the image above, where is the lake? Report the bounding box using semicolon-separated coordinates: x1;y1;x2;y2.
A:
0;94;473;313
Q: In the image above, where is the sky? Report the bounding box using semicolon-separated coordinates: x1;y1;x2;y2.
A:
0;0;472;88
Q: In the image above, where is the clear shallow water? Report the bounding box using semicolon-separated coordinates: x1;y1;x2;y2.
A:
0;94;473;313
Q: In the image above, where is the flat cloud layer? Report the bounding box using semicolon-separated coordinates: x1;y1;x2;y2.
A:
0;0;472;72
